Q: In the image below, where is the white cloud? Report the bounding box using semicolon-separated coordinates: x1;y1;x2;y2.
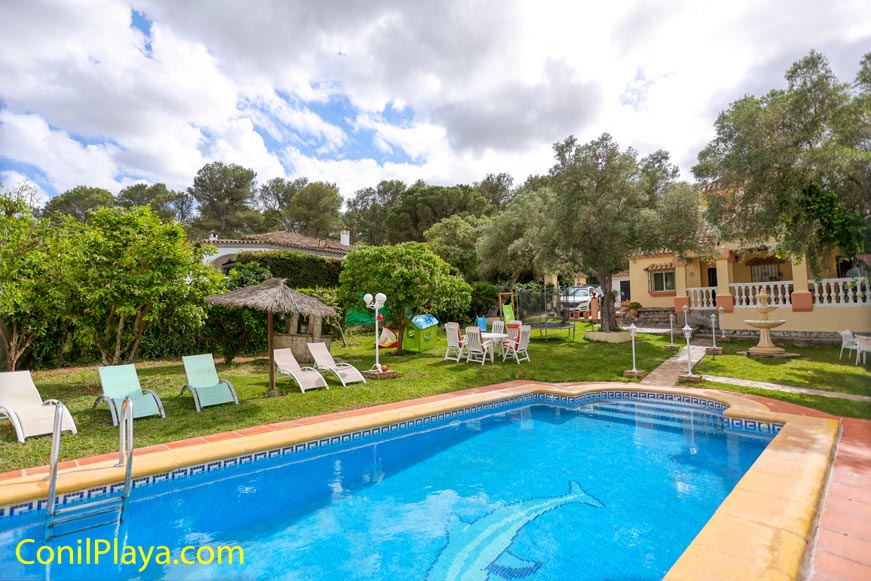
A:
1;0;869;201
0;170;50;209
0;111;122;193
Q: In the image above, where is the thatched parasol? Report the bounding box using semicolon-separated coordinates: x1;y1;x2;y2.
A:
206;278;337;395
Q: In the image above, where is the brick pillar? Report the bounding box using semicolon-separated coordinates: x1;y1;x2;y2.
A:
715;248;735;313
791;258;814;312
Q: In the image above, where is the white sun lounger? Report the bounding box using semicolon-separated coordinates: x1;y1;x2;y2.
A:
0;370;77;443
306;342;367;387
274;348;329;393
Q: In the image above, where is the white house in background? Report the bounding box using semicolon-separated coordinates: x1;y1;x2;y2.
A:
203;229;353;272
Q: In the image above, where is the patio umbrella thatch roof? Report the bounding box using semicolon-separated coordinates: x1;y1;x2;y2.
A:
205;277;337;318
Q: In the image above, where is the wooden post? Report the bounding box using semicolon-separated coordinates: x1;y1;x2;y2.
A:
268;310;276;397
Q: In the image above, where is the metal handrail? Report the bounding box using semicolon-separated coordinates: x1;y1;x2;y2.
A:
44;401;67;531
117;397;134;523
44;397;135;541
116;396;134;467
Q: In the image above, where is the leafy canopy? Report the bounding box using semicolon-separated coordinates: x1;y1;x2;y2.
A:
338;243;471;354
56;206;223;365
0;184;60;370
693;50;871;268
543;133;705;331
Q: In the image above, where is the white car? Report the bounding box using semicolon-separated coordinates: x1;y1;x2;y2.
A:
561;287;593;312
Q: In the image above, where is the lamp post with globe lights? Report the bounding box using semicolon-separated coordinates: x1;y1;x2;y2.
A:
364;292;387;372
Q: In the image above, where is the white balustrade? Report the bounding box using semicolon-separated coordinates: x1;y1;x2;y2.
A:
686;287;716;310
811;277;871;307
729;281;794;308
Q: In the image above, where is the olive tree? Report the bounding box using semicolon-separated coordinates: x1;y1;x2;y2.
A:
694;50;871;269
544;133;705;331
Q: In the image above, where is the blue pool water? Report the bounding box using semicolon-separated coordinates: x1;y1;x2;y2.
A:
0;398;773;580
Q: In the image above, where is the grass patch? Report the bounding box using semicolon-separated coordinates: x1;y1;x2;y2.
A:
0;322;676;473
693;339;871;395
688;380;871;420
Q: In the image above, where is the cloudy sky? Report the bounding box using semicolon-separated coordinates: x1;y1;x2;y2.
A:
1;0;869;205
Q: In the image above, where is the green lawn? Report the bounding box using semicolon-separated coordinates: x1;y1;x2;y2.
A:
1;322;675;473
4;328;868;473
689;339;871;419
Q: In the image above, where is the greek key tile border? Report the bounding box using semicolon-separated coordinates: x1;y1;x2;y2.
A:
0;390;780;519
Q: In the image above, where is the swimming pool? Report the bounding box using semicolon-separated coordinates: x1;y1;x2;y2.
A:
0;392;776;580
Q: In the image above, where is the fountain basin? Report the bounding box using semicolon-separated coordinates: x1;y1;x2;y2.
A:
743;320;787;329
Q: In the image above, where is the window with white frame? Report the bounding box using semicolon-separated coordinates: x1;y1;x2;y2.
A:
649;270;676;292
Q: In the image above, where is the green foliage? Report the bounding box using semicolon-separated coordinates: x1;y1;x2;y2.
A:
694;50;871;269
187;161;261;238
0;189;61;369
627;301;643;310
544;133;701;331
290;182;343;237
41;185;114;222
56;206;223;365
258;176;309;231
467;280;498;318
203;261;272;363
116;182;183;223
338;243;472;353
475;172;515;208
424;214;490;277
344;180;406;245
476;188;552;281
237;250;343;288
385;182;493;243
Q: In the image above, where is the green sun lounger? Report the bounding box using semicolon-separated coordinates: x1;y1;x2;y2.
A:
179;354;239;412
95;364;165;426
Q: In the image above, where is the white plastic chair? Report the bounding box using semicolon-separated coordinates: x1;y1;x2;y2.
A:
501;321;522;356
444;322;466;362
307;342;367;386
0;371;77;443
491;320;505;335
464;327;493;364
274;348;329;393
856;335;871;365
838;330;859;360
503;325;532;364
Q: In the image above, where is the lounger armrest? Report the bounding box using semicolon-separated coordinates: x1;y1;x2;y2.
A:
93;395;119;426
0;405;25;443
143;389;166;418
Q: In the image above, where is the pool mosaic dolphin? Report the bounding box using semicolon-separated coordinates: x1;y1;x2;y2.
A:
426;481;604;580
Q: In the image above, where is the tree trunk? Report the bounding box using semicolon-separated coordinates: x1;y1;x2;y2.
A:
395;320;408;355
597;272;620;332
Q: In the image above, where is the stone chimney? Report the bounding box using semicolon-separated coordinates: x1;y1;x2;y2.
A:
340;228;351;246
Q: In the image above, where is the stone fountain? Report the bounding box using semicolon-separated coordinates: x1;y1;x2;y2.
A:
742;292;798;358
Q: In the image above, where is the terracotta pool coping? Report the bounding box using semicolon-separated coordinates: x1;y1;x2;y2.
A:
0;381;840;580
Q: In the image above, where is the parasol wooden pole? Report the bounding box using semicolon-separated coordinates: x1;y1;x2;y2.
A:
268;310;276;397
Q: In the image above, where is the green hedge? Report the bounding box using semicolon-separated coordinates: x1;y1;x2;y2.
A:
238;250;343;288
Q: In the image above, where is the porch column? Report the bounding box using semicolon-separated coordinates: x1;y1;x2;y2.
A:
673;259;689;312
791;258;814;312
715;247;735;313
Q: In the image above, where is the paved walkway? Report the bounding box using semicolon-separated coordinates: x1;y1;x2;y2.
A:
639;343;708;386
640;345;871;580
701;374;871;402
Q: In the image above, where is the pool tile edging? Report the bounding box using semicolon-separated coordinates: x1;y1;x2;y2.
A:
0;382;838;581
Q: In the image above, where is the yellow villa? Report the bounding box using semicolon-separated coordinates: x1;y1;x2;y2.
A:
628;246;871;335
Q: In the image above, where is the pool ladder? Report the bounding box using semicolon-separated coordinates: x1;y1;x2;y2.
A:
44;397;134;542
